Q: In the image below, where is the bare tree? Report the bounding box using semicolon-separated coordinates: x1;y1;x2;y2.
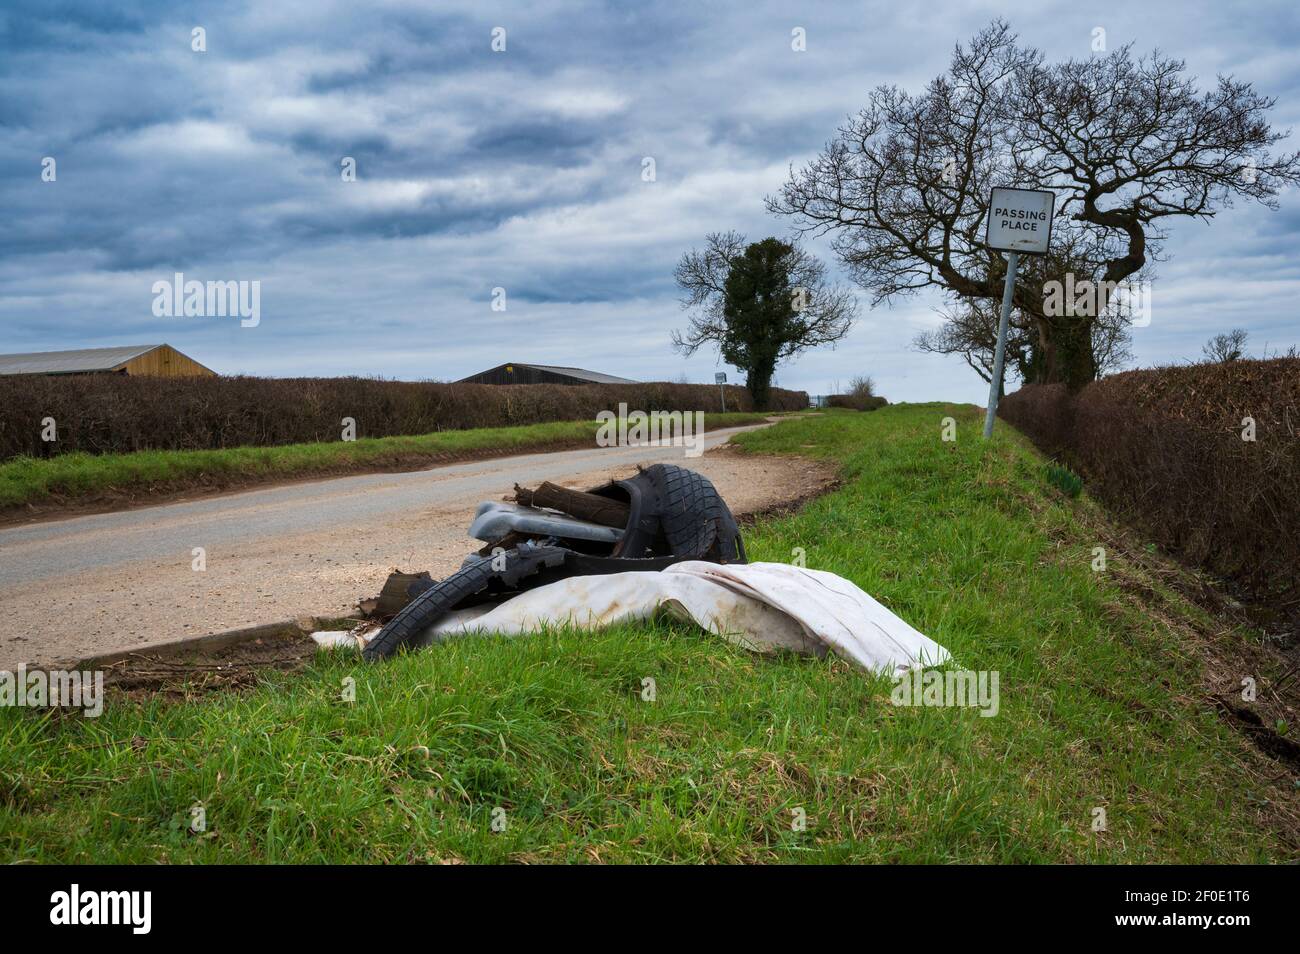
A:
914;299;1037;391
672;232;856;409
1090;306;1136;378
916;253;1136;390
1203;328;1249;362
769;20;1300;391
848;375;876;399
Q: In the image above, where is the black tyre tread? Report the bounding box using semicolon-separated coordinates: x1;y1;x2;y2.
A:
362;558;499;661
658;465;722;557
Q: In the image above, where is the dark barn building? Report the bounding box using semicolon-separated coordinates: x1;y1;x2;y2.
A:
457;362;638;386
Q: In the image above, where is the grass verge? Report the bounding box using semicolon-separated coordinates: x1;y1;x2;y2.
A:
1;404;1294;862
0;411;772;518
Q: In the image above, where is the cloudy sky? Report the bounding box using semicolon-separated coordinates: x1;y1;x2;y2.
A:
2;0;1297;402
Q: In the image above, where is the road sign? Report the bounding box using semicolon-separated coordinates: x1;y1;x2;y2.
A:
985;187;1055;256
983;187;1056;438
714;372;726;384
715;372;727;411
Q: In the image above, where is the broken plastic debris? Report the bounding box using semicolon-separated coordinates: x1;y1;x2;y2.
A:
310;626;378;651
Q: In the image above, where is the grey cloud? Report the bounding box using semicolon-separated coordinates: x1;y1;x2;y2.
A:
1;0;1297;403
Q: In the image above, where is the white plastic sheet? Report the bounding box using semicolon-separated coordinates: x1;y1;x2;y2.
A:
316;561;950;675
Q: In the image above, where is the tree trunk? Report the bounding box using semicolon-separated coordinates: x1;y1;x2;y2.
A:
746;357;777;411
1034;315;1098;392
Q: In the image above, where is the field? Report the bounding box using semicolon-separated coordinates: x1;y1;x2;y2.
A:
1;405;1294;863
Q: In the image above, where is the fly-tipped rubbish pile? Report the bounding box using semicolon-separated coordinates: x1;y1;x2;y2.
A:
359;464;746;660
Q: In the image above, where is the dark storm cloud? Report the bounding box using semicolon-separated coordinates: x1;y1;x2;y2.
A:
467;121;604;165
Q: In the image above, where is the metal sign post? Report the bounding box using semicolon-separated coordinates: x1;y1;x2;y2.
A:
983;252;1019;438
982;187;1055;439
715;371;727;412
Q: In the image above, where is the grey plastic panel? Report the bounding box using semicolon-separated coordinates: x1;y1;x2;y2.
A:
468;502;623;544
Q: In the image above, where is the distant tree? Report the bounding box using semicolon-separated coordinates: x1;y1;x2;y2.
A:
829;374;883;411
672;232;857;409
847;375;876;399
769;20;1300;392
1203;328;1249;363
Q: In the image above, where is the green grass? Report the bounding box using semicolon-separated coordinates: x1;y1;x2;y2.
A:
1;404;1288;863
0;412;771;511
1045;462;1084;498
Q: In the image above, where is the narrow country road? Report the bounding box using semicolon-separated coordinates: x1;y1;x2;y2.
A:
0;424;831;667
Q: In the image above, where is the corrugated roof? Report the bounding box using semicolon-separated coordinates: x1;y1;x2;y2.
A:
0;344;162;375
514;363;639;384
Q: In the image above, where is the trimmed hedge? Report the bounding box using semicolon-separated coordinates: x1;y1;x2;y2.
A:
1000;359;1300;605
827;394;889;411
0;376;807;460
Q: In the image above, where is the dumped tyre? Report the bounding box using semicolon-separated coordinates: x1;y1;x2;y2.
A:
362;543;568;661
361;558;499;661
363;464;744;661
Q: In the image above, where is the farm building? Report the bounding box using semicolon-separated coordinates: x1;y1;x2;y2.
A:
457;362;638;386
0;344;215;378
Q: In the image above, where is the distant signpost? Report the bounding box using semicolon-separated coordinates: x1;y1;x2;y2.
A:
982;187;1055;438
715;371;727;412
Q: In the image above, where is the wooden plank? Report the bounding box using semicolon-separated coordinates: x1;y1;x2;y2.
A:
513;481;630;528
